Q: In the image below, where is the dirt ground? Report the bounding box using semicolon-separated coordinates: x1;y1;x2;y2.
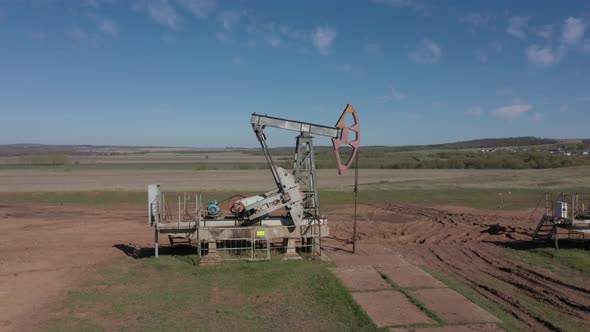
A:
0;204;151;331
1;202;590;331
325;204;590;331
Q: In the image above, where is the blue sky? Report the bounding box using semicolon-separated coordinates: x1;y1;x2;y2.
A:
0;0;589;147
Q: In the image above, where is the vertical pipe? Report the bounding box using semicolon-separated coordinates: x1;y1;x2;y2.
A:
178;195;181;228
572;195;575;220
162;193;166;221
155;224;159;258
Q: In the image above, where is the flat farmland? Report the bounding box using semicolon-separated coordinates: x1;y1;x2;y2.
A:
2;166;590;192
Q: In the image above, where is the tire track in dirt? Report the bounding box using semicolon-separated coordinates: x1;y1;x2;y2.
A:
329;203;590;331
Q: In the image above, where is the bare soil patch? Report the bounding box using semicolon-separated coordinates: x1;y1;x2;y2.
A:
325;203;590;331
0;203;149;331
330;267;392;291
391;324;503;332
410;288;499;323
352;290;435;327
377;264;446;289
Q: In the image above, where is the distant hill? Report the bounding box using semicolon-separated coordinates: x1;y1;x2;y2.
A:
0;137;578;157
245;137;567;156
0;144;245;157
415;137;559;150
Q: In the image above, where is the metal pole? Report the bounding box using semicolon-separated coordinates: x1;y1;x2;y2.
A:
162;193;166;221
178;195;181;228
352;149;359;254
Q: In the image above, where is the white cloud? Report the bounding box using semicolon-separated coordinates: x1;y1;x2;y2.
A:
559;104;569;113
582;39;590;53
218;11;240;31
215;31;229;42
266;36;281;48
134;0;180;30
532;112;544;121
473;49;488;64
458;12;490;28
279;25;306;41
372;0;428;15
562;17;586;45
507;16;529;39
311;26;337;55
465;106;483;116
29;31;46;41
496;87;513;97
82;0;101;8
492;104;533;120
408;38;441;64
246;39;257;48
67;24;97;47
334;63;365;75
232;55;245;65
377;88;408;102
536;24;554;39
364;42;381;54
489;40;503;53
99;18;118;35
176;0;216;18
526;45;562;66
372;0;418;8
82;0;117;8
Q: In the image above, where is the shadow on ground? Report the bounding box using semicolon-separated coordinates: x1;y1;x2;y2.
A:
113;243;197;259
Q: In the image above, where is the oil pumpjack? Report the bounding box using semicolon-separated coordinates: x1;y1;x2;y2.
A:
148;104;360;260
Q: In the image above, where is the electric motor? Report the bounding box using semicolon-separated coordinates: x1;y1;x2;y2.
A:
207;201;221;217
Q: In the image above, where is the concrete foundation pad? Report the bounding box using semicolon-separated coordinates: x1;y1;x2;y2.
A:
390;323;503;332
329;253;411;268
352;290;436;327
330;267;391;291
282;253;302;260
378;264;447;289
409;288;500;324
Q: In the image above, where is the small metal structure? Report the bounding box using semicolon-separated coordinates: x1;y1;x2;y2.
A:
532;192;590;251
147;104;360;262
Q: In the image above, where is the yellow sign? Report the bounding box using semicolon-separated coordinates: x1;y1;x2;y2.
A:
256;230;265;237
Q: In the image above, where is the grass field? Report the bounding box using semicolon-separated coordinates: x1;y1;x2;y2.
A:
43;257;375;332
505;242;590;275
0;187;582;210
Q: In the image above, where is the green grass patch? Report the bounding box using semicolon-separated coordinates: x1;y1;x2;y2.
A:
42;257;377;332
321;188;551;210
0;188;557;210
504;244;590;275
